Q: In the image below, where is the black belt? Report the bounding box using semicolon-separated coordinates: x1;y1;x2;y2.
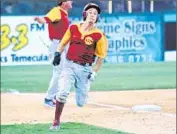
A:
71;60;92;66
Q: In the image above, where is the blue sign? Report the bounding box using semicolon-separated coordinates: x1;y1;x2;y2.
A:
163;11;176;22
70;13;164;63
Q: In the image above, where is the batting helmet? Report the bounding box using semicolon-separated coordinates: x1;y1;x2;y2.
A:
58;2;62;6
58;0;67;6
82;3;101;22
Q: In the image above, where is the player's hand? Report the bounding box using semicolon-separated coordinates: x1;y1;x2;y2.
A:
53;52;61;66
87;71;97;82
34;17;39;21
34;17;46;24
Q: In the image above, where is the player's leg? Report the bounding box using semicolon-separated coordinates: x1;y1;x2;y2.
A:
74;66;91;107
44;39;62;107
44;65;61;106
50;60;75;129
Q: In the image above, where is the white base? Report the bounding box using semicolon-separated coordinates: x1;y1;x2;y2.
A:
132;105;161;112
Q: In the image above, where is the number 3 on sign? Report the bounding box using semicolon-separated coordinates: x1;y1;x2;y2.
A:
0;25;11;50
0;24;28;51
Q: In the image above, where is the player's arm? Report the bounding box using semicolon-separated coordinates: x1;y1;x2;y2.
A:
87;33;108;81
93;34;108;73
34;17;46;24
34;7;61;24
93;57;105;73
53;26;72;66
57;27;72;54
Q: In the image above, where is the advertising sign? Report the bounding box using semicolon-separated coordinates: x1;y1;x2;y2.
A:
97;14;164;63
1;14;164;66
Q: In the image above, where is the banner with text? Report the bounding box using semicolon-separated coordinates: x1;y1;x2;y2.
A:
97;14;164;63
1;14;164;66
1;16;50;66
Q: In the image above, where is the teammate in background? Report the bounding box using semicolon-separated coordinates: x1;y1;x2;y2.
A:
50;3;108;130
34;0;73;107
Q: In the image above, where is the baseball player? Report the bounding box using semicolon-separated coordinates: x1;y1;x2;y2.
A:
34;0;73;107
50;3;108;130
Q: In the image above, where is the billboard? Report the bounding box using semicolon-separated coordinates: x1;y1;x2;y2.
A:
1;16;50;66
97;13;164;63
1;14;164;66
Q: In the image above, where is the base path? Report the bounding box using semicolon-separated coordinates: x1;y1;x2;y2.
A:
1;89;176;134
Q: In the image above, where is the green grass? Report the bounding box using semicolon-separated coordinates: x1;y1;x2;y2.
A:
1;123;129;134
1;61;176;93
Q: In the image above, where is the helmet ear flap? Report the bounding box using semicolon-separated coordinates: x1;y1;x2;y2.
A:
82;11;87;21
96;14;100;22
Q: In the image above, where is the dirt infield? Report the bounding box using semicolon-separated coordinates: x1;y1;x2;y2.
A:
1;89;176;134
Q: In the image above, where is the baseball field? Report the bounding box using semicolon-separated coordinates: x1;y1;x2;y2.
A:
1;61;176;134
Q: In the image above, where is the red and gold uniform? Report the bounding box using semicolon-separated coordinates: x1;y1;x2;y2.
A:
42;6;70;103
50;3;108;130
44;7;69;40
59;23;108;64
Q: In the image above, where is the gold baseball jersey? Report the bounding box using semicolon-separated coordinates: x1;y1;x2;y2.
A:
44;7;69;40
59;23;108;63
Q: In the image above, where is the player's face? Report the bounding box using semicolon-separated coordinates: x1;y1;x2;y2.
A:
86;8;98;24
63;1;73;10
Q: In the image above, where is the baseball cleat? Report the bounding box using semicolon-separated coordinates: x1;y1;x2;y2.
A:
49;121;60;131
44;98;56;108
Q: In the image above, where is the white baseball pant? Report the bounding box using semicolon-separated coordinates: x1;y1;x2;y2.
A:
45;39;67;100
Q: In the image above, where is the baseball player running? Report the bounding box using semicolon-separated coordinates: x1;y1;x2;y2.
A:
50;3;108;130
34;0;73;107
